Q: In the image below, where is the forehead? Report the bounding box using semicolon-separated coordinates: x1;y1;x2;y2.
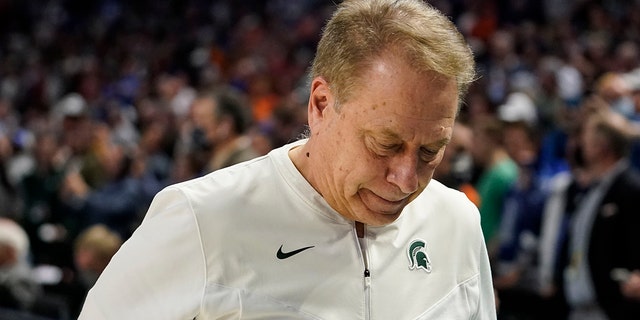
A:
192;98;216;117
339;55;458;141
364;125;452;151
362;114;454;146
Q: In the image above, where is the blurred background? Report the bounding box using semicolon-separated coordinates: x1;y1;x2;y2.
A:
0;0;639;319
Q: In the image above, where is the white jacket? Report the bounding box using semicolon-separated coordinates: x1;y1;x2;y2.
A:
79;141;496;319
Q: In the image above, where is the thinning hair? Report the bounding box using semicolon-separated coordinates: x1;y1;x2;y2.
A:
311;0;476;106
589;113;632;159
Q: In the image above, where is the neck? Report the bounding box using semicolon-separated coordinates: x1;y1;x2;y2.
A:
588;156;620;180
489;148;509;167
289;141;320;193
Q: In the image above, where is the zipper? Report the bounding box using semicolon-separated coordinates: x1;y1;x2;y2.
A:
356;222;371;320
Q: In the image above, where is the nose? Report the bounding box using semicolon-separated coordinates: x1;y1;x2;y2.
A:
386;153;419;194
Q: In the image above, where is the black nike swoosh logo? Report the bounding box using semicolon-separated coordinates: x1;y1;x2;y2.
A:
276;245;315;259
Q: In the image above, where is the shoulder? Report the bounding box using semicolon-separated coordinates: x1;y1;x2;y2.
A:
151;155;273;217
618;167;640;186
608;166;640;197
496;159;519;180
478;160;518;188
178;154;270;192
410;180;481;228
548;171;573;193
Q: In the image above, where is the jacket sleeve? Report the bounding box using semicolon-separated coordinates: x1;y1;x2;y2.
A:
78;186;206;319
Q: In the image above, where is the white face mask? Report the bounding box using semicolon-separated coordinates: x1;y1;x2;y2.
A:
611;96;635;117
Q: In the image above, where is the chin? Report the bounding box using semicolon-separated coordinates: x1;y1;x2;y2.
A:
354;190;409;225
360;209;403;227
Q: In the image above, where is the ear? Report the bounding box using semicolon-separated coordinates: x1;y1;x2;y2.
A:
307;77;335;132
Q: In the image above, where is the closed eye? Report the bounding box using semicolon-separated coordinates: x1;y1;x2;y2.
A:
374;143;401;157
420;147;440;162
379;143;401;152
365;136;400;157
364;132;448;162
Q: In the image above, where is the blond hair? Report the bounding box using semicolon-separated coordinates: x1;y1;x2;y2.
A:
312;0;476;105
74;224;123;266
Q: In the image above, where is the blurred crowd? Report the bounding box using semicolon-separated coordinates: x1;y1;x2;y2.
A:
1;0;640;319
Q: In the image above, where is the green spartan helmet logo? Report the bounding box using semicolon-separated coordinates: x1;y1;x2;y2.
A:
408;239;432;273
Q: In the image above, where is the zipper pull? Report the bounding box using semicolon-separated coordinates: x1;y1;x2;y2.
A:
364;269;370;277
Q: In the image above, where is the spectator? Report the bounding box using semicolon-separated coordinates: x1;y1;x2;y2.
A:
537;122;589;320
471;115;519;255
562;111;640;319
156;71;197;123
433;120;479;206
493;120;549;319
0;218;41;312
594;72;636;119
186;87;259;173
59;124;142;239
66;224;122;318
18;129;69;268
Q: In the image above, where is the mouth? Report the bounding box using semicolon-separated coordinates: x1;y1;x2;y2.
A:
358;189;408;215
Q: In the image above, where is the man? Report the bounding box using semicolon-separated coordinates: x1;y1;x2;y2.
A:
68;224;123;316
563;111;640;319
470;115;518;252
79;0;496;319
492;121;548;318
188;88;259;173
432;121;479;206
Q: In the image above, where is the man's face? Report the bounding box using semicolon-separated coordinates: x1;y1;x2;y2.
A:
308;54;459;226
581;118;604;167
190;97;221;147
503;126;535;165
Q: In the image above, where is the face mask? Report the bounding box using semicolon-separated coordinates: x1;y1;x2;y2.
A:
191;127;211;151
610;96;635;117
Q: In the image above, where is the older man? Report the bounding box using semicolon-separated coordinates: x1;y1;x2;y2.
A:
79;1;495;319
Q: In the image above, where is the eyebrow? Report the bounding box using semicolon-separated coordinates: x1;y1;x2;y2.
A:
429;138;451;149
368;129;451;149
